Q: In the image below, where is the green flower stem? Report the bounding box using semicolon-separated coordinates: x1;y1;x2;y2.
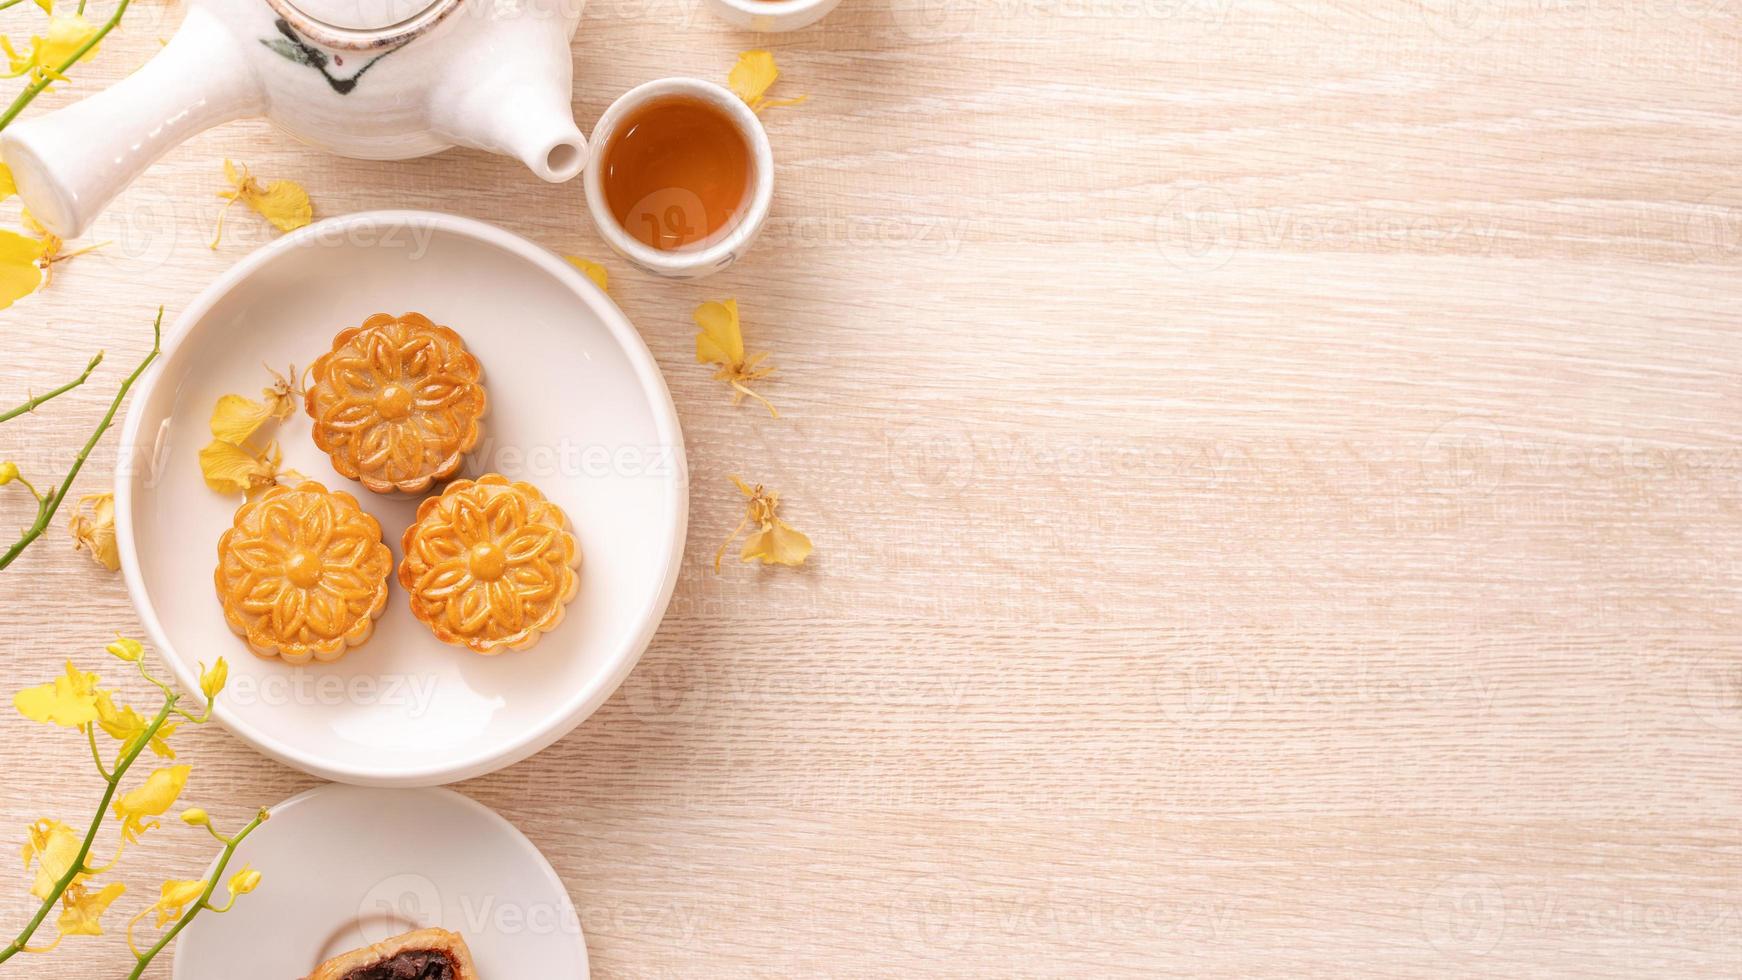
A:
127;808;268;979
0;352;103;424
0;0;132;133
0;308;160;572
0;694;177;962
84;722;111;780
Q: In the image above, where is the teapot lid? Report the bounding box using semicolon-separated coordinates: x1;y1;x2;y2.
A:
266;0;462;49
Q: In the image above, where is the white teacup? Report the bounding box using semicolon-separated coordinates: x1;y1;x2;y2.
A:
703;0;843;31
583;78;774;280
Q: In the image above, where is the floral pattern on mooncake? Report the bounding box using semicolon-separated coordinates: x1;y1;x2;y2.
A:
398;474;581;655
214;481;393;664
305;312;486;495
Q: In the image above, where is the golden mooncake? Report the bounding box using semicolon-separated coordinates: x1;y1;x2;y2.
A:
305;927;479;980
215;481;393;664
306;312;486;495
398;474;580;655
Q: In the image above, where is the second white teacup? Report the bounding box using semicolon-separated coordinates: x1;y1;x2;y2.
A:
702;0;843;31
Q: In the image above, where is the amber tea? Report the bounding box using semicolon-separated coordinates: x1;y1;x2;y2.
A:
601;97;752;252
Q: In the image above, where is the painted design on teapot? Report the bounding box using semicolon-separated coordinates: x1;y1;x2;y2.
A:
0;0;589;238
261;18;405;95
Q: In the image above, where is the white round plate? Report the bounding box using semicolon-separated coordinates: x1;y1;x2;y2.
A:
172;784;589;978
116;211;687;786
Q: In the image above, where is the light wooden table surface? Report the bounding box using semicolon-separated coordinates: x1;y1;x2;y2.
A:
3;0;1742;976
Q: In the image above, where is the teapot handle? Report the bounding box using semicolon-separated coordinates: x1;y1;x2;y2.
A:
1;6;264;239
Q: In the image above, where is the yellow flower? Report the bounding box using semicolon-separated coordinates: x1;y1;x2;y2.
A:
112;765;189;843
198;438;284;496
94;689;177;760
199;657;228;702
209;368;298;445
715;476;812;571
694;299;777;418
209;394;276;445
0;162;14;201
0;227;45;312
105;637;143;662
153;878;205;927
22;208;103;286
0;461;16;485
67;490;118;571
22;818;82;900
179;808;208;826
0;12;101;84
728;50;805;113
15;661;101;728
56;880;124;937
227;864;261;896
200;367;303;495
564;256;608;292
212;159;312;248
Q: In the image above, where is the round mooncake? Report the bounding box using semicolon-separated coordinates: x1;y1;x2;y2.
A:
214;481;393;664
306;312;486;495
398;474;581;655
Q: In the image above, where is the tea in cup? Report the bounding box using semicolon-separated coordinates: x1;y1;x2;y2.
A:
584;78;774;279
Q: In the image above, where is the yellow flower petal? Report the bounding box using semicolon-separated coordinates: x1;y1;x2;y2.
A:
2;13;99;82
741;517;813;567
694;299;777;417
728;50;805;113
209;393;273;445
112;765;189;842
67;491;118;571
214;162;314;246
694;299;744;366
56;881;124;937
94;689;176;759
716;476;812;570
154;878;205;927
37;13;99;70
728;50;778;104
564;256;608;292
14;661;101;728
248;179;312;232
198;439;273;495
0;162;14;201
23;819;82;901
0;228;45;311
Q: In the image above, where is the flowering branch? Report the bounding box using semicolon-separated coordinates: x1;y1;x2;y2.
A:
0;694;171;962
126;808;267;978
0;0;133;133
4;639;260;971
0;308;160;572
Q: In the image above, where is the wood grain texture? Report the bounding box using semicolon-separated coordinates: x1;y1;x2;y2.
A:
3;0;1742;975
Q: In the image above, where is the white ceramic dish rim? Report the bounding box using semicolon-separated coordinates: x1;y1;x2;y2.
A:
170;783;588;979
114;209;688;786
583;77;774;276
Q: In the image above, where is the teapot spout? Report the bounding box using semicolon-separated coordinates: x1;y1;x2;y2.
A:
0;6;263;239
427;24;586;183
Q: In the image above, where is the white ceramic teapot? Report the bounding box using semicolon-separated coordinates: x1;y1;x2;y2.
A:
1;0;588;238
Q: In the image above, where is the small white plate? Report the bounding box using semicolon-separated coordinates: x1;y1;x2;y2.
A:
171;784;589;978
115;211;687;786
